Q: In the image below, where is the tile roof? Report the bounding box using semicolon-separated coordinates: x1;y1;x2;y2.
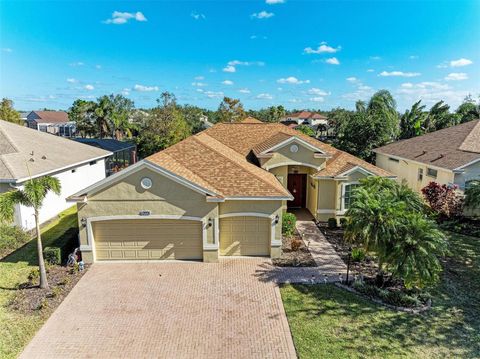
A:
288;111;327;120
144;119;392;198
0;120;111;182
30;111;69;124
374;120;480;170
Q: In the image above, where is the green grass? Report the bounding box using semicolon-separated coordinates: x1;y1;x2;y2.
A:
0;206;78;359
281;232;480;359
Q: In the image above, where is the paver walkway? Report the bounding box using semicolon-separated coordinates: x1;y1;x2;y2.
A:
20;259;297;359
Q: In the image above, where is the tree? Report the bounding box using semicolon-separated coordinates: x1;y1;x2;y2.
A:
0;176;61;289
68;99;96;137
295;125;315;137
94;95;134;139
345;176;447;288
135;92;191;158
464;180;480;209
456;95;480;124
425;101;460;132
399;100;427;139
248;106;286;123
0;98;22;124
178;104;210;134
215;97;245;123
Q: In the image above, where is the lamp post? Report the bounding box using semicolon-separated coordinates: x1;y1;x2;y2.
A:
346;246;352;285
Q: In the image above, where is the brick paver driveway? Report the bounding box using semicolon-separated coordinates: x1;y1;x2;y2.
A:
21;258;296;359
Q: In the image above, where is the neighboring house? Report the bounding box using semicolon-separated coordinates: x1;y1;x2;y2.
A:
374;120;480;193
71;117;392;264
0;120;111;230
19;111;29;124
25;110;76;137
73;138;137;176
281;111;328;127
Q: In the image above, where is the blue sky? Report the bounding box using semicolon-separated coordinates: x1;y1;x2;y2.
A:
1;0;479;111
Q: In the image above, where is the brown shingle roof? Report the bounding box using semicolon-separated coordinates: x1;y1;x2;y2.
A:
374;120;480;170
241;117;263;124
31;111;69;124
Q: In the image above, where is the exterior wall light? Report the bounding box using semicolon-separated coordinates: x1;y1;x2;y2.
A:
274;215;279;224
208;218;213;227
80;217;87;227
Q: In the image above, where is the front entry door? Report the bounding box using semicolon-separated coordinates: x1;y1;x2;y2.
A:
287;174;306;208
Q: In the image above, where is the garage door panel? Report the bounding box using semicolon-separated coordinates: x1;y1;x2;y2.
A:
220;216;270;256
93;219;202;261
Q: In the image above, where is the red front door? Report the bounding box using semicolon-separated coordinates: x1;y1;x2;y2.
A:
287;174;306;208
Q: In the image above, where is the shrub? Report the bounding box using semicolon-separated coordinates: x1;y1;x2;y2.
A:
28;268;40;283
339;217;348;227
421;181;464;219
44;247;61;265
0;224;30;258
282;212;297;237
351;248;366;262
290;238;302;251
327;218;337;228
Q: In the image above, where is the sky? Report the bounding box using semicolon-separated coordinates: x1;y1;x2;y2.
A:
1;0;479;112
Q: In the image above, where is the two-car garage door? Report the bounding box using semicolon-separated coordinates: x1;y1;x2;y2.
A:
93;219;203;260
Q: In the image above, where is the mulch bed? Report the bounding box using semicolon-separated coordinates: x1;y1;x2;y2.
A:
9;265;88;315
439;217;480;237
316;222;378;278
272;231;317;267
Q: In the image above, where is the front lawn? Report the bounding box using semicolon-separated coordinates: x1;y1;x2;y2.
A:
0;206;79;359
281;232;480;358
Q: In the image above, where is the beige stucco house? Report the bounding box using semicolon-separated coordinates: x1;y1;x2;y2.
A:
374;120;480;193
71;117;392;263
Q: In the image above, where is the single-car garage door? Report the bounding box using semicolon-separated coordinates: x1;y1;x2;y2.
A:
93;219;203;261
219;216;270;256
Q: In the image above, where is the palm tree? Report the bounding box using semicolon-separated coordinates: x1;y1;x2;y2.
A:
399;100;426;139
0;176;61;289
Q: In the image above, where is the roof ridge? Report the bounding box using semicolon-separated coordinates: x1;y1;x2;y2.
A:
194;134;288;196
0;122;20;154
458;119;480;153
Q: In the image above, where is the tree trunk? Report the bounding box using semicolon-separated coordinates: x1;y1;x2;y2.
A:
35;210;49;289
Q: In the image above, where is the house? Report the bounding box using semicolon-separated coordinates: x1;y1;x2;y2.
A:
25;110;76;137
374;120;480;193
73;138;138;176
70;117;392;263
0;120;111;230
281;111;328;127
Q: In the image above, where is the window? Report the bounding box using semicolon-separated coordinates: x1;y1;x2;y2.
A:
389;157;399;163
343;183;360;210
418;168;424;181
89;160;97;166
427;168;438;178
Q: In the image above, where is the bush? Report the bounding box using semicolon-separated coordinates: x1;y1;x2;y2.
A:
339;217;348;227
28;268;40;283
282;212;297;237
421;181;464;219
327;218;337;229
0;224;30;258
290;238;302;251
353;282;422;308
44;247;61;265
351;248;366;262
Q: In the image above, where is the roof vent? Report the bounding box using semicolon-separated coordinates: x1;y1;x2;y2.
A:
414;150;427;158
42;155;47;160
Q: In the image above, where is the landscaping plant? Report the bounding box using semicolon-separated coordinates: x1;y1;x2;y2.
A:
465;179;480;209
421;181;464;219
282;212;297;237
0;176;61;289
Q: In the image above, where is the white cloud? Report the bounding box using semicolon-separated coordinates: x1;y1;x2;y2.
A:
342;81;375;101
191;12;205;20
222;80;234;85
256;93;273;100
103;11;147;25
450;58;473;67
251;11;274;19
277;76;310;85
95;64;102;69
309;97;325;102
370;56;381;60
1;48;13;53
409;55;419;60
304;42;341;54
134;84;159;92
396;81;467;107
194;76;204;80
191;82;207;87
308;88;329;96
84;84;95;91
70;61;84;67
66;78;77;83
223;65;236;73
445;72;468;81
204;90;224;98
239;88;251;94
346;77;357;82
325;57;340;65
250;35;268;40
266;0;284;3
122;88;130;96
367;69;375;72
379;71;421;77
